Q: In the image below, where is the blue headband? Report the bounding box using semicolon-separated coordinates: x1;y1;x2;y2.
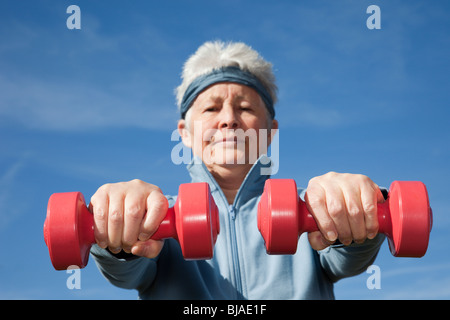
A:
180;66;275;119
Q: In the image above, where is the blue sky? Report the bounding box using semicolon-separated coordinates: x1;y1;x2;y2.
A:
1;0;449;299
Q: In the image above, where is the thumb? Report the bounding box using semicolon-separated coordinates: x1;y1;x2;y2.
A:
308;231;333;251
131;239;164;258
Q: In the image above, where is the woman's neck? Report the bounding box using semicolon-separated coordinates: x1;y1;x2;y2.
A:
207;163;252;204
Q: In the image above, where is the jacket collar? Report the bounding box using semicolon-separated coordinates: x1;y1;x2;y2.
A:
186;155;273;207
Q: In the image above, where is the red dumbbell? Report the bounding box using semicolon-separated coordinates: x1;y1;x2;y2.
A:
44;182;220;270
258;179;432;257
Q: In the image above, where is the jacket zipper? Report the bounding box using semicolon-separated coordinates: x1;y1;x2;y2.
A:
228;204;243;298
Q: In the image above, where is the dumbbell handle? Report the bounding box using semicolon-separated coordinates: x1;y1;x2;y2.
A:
296;199;392;237
151;207;178;240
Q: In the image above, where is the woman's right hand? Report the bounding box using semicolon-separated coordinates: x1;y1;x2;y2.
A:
89;179;169;258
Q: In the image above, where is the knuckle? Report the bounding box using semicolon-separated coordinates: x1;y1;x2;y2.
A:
358;174;376;188
94;206;107;220
307;198;323;212
130;178;145;186
358;174;371;183
98;183;113;193
347;204;362;217
109;209;123;223
125;204;142;221
309;173;331;186
150;194;169;213
89;194;98;205
323;171;338;179
307;176;320;185
327;199;344;218
323;171;340;182
305;191;323;208
151;185;164;196
307;176;324;191
90;189;106;205
363;202;376;214
348;173;366;182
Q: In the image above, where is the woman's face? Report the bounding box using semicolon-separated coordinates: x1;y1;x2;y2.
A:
178;82;278;169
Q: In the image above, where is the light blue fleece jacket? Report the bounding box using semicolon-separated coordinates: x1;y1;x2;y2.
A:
91;156;385;299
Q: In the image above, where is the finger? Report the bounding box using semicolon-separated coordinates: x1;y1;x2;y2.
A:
131;239;165;258
122;192;146;253
342;184;366;244
361;183;383;239
139;190;169;241
305;182;338;243
90;191;108;249
107;193;125;254
324;182;353;245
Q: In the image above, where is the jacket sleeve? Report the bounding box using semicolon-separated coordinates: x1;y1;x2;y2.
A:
90;245;158;292
318;234;385;283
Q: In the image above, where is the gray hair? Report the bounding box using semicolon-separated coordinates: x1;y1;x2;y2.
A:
175;41;278;111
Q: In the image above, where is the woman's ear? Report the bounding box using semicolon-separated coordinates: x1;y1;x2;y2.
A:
178;119;192;148
268;119;278;144
271;119;278;131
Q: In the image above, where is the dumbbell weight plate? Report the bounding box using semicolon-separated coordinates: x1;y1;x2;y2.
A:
44;192;94;270
387;181;432;257
175;183;220;260
258;179;299;254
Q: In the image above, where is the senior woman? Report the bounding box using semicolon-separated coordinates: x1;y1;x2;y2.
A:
90;41;385;299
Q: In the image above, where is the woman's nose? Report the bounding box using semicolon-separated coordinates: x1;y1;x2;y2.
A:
218;106;239;129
